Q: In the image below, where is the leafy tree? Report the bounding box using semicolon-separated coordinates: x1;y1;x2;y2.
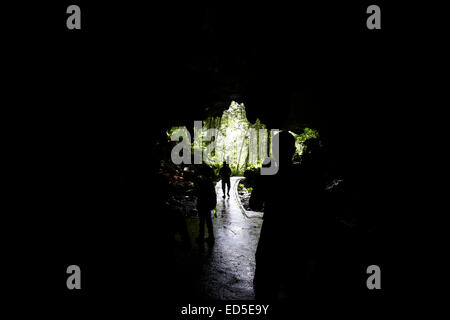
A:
168;102;319;175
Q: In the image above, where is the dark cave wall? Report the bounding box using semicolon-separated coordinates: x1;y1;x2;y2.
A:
7;1;405;302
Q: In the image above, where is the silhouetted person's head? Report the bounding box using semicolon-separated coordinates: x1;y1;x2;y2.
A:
275;131;296;167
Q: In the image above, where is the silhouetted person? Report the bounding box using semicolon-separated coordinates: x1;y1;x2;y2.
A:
219;161;232;198
250;132;325;301
195;164;216;242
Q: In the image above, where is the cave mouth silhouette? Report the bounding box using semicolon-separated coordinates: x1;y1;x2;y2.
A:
168;101;319;176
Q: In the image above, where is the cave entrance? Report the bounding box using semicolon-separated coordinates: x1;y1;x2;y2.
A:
166;101;320;299
168;101;319;175
193;101;268;175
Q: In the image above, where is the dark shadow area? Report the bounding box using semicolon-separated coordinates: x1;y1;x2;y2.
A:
5;1;408;317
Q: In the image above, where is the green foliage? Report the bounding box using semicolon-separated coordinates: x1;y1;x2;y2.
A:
168;101;270;176
167;103;320;174
245;159;263;171
289;128;319;159
167;126;187;139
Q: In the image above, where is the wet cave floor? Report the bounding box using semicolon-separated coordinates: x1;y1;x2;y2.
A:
172;177;263;300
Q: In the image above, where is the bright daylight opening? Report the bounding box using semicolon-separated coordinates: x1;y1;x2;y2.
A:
168;101;319;175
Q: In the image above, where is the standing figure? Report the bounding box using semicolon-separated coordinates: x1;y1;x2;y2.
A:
249;132;325;300
195;165;217;242
219;161;232;198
